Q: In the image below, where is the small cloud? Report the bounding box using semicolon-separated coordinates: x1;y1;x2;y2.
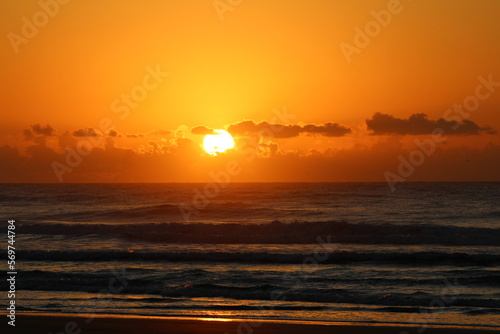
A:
23;124;55;141
258;141;279;157
126;133;144;138
31;124;54;136
366;112;496;136
73;128;99;137
191;125;216;135
22;124;55;146
108;129;118;137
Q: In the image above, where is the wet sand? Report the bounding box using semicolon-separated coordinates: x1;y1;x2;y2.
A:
2;313;500;334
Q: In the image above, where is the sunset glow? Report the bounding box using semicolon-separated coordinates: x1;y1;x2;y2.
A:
0;0;499;183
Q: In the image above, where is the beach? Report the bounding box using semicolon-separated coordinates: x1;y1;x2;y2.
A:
3;314;500;334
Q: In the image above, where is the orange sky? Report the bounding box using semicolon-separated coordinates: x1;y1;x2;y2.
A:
1;0;499;183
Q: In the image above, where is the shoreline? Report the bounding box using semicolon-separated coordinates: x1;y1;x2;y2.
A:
2;313;500;334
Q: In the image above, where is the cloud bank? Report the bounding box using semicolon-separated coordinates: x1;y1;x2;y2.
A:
366;113;496;136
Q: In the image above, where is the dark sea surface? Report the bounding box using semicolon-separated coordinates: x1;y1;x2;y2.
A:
1;182;499;329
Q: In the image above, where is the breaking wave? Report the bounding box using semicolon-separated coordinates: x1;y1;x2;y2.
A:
16;220;500;246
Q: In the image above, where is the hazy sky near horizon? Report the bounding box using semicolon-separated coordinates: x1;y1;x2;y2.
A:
1;0;499;182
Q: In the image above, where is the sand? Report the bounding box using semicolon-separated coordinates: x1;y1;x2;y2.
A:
2;313;500;334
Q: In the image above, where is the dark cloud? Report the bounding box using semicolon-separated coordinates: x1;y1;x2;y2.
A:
191;125;216;135
228;120;300;138
228;120;263;135
73;128;99;137
227;120;351;138
366;113;496;136
108;129;118;137
32;124;54;136
302;122;352;137
23;124;55;142
274;125;302;138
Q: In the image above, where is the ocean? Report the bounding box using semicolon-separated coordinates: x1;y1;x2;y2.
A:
1;182;499;329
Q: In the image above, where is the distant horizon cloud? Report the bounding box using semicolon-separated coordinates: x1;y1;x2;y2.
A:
366;113;496;136
1;139;499;183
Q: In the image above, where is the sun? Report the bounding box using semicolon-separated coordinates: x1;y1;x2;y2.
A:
203;129;235;156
